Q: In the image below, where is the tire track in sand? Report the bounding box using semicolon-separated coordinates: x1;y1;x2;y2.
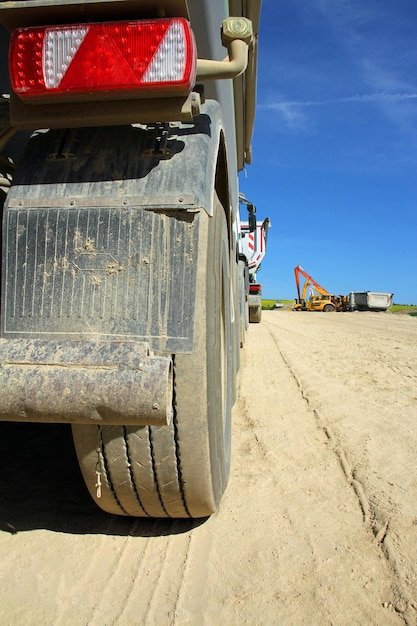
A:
263;317;415;625
53;519;197;626
112;534;191;625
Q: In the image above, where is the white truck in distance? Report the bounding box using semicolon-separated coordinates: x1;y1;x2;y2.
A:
239;194;270;323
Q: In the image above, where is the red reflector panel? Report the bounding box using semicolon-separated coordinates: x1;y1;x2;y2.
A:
9;18;196;102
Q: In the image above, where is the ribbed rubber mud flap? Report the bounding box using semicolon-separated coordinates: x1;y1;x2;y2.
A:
1;203;199;352
1;125;207;351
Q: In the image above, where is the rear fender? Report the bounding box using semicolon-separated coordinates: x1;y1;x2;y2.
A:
1;101;231;354
5;99;226;218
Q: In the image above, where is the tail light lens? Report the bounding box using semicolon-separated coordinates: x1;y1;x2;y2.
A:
9;18;197;102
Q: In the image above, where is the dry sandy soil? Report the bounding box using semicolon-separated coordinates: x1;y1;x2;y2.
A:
0;310;416;625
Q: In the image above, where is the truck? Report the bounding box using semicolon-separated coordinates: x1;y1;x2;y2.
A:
349;292;393;312
238;193;270;324
0;0;262;518
293;265;349;312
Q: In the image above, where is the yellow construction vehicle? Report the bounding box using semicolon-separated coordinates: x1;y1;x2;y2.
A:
293;265;348;312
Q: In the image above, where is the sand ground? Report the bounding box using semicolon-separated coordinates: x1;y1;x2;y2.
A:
0;310;416;625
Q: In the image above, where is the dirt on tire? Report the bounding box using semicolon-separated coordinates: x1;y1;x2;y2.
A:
0;310;416;625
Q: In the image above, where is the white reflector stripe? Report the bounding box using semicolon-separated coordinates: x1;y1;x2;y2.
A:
142;21;186;83
43;26;89;88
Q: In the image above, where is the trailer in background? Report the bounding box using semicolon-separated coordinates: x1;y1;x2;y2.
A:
349;292;393;311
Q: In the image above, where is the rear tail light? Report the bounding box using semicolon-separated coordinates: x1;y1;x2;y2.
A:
9;18;196;103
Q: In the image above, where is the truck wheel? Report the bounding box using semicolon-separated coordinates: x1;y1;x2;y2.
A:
249;305;262;323
323;304;335;312
238;260;248;347
72;195;232;518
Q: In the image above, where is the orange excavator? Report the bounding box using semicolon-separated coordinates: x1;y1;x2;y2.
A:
293;265;348;312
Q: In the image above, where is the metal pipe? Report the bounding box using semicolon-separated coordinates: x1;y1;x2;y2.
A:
196;39;249;81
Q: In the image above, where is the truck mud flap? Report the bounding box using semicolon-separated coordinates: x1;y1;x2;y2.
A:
0;339;172;425
2;203;199;353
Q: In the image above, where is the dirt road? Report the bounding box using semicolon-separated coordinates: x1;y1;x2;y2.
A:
0;310;416;625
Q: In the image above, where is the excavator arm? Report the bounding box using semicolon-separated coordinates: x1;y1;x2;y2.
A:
294;265;330;301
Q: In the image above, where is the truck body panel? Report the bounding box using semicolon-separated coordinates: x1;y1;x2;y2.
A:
0;0;263;517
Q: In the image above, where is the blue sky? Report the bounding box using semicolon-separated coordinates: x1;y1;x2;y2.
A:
239;0;417;304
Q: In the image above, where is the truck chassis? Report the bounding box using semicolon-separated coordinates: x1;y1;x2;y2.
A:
0;0;262;517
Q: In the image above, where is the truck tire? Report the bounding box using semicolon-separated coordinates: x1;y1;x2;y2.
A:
238;261;246;347
72;195;232;518
323;304;335;312
249;304;262;323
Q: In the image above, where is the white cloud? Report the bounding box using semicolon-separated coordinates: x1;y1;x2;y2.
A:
261;92;417;130
264;92;417;108
264;101;309;130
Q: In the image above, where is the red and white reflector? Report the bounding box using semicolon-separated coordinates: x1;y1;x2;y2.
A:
9;18;197;102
